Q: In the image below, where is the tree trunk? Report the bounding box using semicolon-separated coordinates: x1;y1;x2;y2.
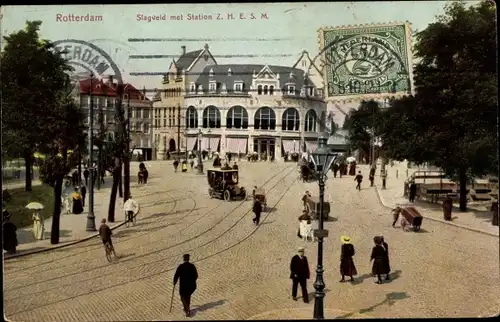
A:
118;164;123;198
24;151;32;192
459;168;468;212
123;153;130;202
78;150;82;186
50;149;67;244
107;161;121;223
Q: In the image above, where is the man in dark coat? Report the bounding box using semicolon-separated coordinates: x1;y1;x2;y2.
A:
252;199;263;225
2;209;18;254
80;185;87;207
332;163;339;178
409;181;417;202
83;168;89;186
174;254;198;317
354;171;363;191
369;167;376;187
370;236;386;284
290;247;310;303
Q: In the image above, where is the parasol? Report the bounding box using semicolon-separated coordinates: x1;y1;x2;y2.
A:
346;156;356;163
25;202;44;210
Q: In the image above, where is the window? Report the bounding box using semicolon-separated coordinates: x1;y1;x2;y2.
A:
308;87;314;96
197;85;203;94
163;108;167;119
209;81;217;93
288;85;295;95
228;68;232;76
304;109;317;132
234;82;243;92
186;106;198;128
257;85;262;95
143;109;149;119
163;118;167;127
209;68;214;77
254;107;276;130
190;83;196;93
264;86;268;95
270;86;274;95
136;108;142;118
163;89;167;98
302;60;307;67
226;106;249;129
282;108;300;131
202;106;221;128
143;123;150;134
106;97;114;108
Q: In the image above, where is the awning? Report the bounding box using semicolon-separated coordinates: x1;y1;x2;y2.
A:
282;140;300;153
305;141;318;152
226;138;247;153
201;138;210;151
187;137;197;150
209;137;220;150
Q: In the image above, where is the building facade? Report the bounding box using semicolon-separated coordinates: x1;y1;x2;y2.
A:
183;64;327;160
152;44;217;159
78;76;153;160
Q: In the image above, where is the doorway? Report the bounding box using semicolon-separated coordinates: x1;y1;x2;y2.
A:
253;138;275;160
168;139;176;152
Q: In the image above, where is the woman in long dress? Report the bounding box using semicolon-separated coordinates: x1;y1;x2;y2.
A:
72;188;84;214
370;236;386;284
339;236;357;282
32;211;45;240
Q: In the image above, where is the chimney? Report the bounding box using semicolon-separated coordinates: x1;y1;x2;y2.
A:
107;75;113;85
181;46;186;55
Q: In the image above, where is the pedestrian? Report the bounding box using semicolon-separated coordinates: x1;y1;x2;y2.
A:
381;169;387;189
173;159;179;172
100;169;105;184
72;187;84;214
380;236;391;281
370;236;386;284
182;160;188;172
332;163;339;178
123;195;139;224
143;168;149;184
369;167;375;187
409;181;417;202
252;186;257;204
290;247;310;303
339;236;357;283
2;210;18;255
442;195;453;220
173;254;198;317
190;159;194;169
354;171;363;191
391;206;402;227
228;153;232;163
302;191;311;211
83;168;89;186
252;199;263;225
72;171;78;186
232;162;238;170
80;185;87;207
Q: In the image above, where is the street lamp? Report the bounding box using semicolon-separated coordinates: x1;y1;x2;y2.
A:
207;128;212;159
86;72;96;232
310;132;337;320
183;129;188;161
197;128;204;174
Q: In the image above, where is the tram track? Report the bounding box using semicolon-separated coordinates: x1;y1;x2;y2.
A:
4;167;294;305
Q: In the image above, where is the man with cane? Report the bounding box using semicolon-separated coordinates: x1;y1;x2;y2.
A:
172;254;198;317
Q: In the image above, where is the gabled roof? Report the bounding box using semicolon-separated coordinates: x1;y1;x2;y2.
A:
193;64;312;95
175;49;203;71
292;50;323;77
79;78;149;101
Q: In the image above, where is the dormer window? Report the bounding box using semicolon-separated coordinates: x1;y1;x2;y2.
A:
196;84;203;94
270;86;274;95
209;68;214;77
209;81;217;93
234;81;243;92
190;82;196;93
309;87;314;96
257;85;262;95
263;85;268;95
228;68;232;76
288;85;295;95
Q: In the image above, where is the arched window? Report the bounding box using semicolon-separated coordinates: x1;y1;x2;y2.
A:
227;106;249;129
202;106;221;128
319;111;326;132
254;107;276;130
257;85;262;95
186;106;198;128
304;109;317;132
281;108;300;131
264;85;268;95
269;86;274;95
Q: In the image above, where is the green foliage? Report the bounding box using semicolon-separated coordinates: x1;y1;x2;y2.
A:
3;184;55;228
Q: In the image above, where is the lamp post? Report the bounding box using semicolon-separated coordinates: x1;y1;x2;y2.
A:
183;129;188;161
310;133;337;320
207;128;212;159
86;72;96;232
197;128;204;174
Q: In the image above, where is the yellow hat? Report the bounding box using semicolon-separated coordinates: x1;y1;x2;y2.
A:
340;236;351;244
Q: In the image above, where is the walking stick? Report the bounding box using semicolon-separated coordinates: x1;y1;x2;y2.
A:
169;284;176;313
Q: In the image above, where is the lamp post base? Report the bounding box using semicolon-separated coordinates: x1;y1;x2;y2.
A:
197;164;204;174
86;213;97;231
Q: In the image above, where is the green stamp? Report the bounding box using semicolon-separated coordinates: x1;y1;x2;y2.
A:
320;24;411;97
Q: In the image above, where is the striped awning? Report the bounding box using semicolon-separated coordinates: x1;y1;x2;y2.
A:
210;137;220;150
305;141;318;153
226;138;247;153
201;138;209;151
282;140;300;153
187;137;197;150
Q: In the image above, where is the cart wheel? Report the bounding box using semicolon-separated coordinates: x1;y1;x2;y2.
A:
223;190;231;201
415;226;420;232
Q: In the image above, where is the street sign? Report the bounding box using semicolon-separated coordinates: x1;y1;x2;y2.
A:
314;229;329;238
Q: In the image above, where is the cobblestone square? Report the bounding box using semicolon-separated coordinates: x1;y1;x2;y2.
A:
4;161;499;321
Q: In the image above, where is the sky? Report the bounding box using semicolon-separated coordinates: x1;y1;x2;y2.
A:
0;1;481;95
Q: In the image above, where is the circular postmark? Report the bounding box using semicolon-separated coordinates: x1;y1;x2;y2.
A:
311;25;412;98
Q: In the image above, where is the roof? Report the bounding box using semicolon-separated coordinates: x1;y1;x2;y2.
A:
327;132;349;145
175;49;203;71
292;51;323;77
79;78;149;101
193;64;313;95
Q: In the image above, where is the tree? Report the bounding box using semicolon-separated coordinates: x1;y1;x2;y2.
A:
379;1;497;211
1;21;71;191
343;100;382;164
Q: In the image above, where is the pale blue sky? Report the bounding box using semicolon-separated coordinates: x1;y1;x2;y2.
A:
0;1;481;92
